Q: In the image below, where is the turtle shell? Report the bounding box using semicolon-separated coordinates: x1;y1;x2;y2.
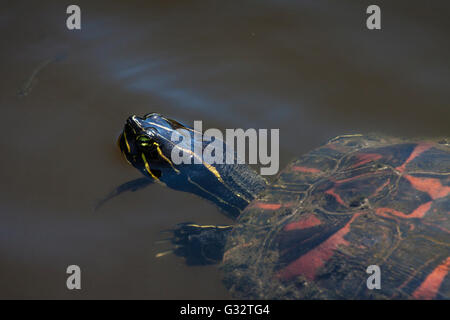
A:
222;134;450;299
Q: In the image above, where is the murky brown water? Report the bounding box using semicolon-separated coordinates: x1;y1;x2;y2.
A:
0;0;449;299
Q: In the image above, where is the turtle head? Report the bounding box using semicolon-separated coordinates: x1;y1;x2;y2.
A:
117;113;267;217
117;113;185;180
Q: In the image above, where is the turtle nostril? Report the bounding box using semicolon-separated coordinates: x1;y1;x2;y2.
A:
126;115;145;132
128;115;143;123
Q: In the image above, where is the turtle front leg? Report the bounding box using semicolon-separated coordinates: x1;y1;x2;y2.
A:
158;223;232;265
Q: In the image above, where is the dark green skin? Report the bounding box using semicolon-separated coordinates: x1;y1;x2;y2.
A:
223;134;450;299
116;115;450;299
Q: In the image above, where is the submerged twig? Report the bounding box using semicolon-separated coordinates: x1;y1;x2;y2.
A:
17;53;67;98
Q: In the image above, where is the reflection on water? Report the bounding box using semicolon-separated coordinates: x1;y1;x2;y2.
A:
0;0;449;298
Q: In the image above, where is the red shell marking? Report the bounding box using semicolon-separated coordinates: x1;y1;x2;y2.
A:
325;188;346;206
277;213;362;281
284;215;322;231
292;166;322;174
250;201;297;211
251;202;283;210
404;175;450;200
412;257;450;300
351;153;383;168
376;203;433;219
396;143;433;173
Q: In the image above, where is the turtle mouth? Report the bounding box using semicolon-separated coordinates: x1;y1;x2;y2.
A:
118;117;144;165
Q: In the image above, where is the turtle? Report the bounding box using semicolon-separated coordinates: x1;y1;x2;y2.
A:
114;113;450;300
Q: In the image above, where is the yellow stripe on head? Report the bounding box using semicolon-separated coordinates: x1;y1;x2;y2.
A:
186;224;232;229
203;162;224;183
176;146;224;183
186;177;241;211
123;131;131;153
153;142;180;174
141;153;165;186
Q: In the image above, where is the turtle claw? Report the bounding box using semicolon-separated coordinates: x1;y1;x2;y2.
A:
159;223;232;265
155;250;173;258
155;244;184;258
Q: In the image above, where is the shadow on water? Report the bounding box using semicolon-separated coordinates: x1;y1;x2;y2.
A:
0;0;449;298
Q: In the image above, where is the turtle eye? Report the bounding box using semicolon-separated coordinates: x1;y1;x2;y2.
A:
136;135;152;147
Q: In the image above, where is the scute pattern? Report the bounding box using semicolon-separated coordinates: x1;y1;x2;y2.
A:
222;135;450;299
